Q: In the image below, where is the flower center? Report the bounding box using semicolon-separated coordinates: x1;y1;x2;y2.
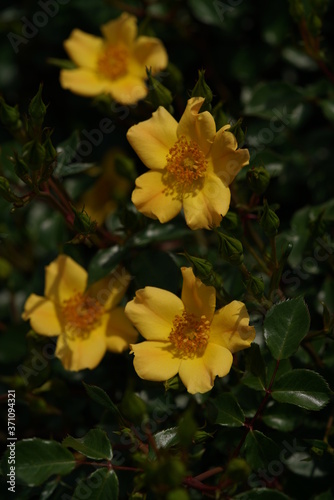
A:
165;136;208;188
168;311;210;358
62;293;104;339
97;44;128;80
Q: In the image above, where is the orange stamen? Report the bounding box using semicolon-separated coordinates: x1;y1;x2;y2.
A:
62;293;104;339
97;44;128;80
168;311;210;358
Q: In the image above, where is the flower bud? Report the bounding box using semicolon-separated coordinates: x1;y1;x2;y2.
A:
28;84;47;128
216;230;244;266
247;166;270;195
0;98;22;132
145;68;173;111
229;118;245;147
23;140;46;172
13;155;30;183
73;206;97;233
43;131;58;164
114;153;137;182
245;274;264;299
182;252;213;282
164;375;180;391
260;199;280;237
225;458;251;482
221;211;239;232
191;69;213;112
0;176;22;204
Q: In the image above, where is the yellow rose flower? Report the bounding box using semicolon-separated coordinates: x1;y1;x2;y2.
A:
60;13;168;105
125;267;255;394
22;255;137;371
127;97;250;230
79;149;132;226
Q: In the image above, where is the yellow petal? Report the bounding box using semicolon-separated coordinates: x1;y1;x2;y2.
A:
127;106;178;170
101;13;137;46
177;97;216;156
132;171;182;222
60;68;108;97
105;307;138;352
131;341;181;381
181;267;216;321
63;29;103;69
45;255;87;304
183;173;231;230
56;321;107;371
87;267;131;311
210;301;256;353
210;125;237;158
132;36;168;75
103;74;148;105
125;287;184;340
211;149;250;186
178;344;233;394
22;294;62;336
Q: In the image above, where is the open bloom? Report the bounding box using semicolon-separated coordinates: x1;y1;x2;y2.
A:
60;13;168;105
125;267;255;394
22;255;137;371
127;97;250;230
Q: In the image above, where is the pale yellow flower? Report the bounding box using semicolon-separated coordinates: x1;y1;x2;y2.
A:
127;97;250;230
60;13;168;105
125;267;255;394
22;255;137;371
79;149;132;226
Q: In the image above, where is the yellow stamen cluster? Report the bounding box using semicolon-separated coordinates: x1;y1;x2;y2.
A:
97;44;128;80
62;293;104;339
165;136;207;188
168;311;210;358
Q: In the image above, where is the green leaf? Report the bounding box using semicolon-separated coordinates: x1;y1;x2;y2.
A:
129;222;191;248
1;439;75;486
55;162;95;177
62;429;112;460
241;430;280;470
72;468;118;500
188;0;224;27
272;369;331;410
210;393;245;427
264;297;310;359
87;245;127;285
235;489;290;499
262;403;302;431
83;383;123;421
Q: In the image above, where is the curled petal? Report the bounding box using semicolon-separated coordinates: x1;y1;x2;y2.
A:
127;107;178;171
22;294;61;336
101;13;137;46
132;171;182;223
131;341;181;381
210;125;237;159
181;267;216;321
125;287;184;341
178;344;233;394
45;255;87;304
211;149;250;186
105;308;138;352
210;301;256;353
63;29;103;69
183;174;231;230
177;97;216;156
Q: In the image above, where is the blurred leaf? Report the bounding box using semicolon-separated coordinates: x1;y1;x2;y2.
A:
129;222;190;248
1;439;75;486
235;489;290;499
210;393;245;427
241;430;280;470
264;298;310;359
319;100;334;123
154;428;179;449
243;81;303;120
87;245;127;285
272;369;331;410
54;131;81;176
187;0;223;27
72;468;118;500
62;428;112;460
55;162;95;178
